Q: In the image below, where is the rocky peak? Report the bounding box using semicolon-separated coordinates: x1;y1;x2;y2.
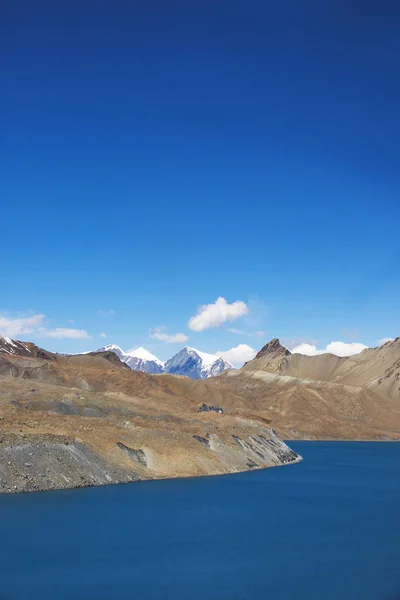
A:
255;338;291;360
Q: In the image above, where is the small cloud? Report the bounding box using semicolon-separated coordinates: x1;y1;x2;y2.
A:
150;328;188;344
188;297;248;332
216;344;256;367
0;314;46;338
68;319;75;324
41;328;91;340
292;341;368;357
227;328;245;335
100;332;107;339
98;309;116;317
227;328;266;337
377;337;394;347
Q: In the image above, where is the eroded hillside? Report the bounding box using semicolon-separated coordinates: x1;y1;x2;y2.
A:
210;338;400;440
0;340;299;493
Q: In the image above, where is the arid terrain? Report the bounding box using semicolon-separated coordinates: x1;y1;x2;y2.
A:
1;335;399;494
209;337;400;440
0;338;299;493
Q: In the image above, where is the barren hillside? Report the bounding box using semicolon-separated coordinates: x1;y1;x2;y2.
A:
0;339;299;493
210;338;400;440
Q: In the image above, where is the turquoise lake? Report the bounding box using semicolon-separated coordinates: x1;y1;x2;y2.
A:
1;441;399;599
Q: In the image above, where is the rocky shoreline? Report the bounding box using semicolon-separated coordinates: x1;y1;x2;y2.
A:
0;428;301;495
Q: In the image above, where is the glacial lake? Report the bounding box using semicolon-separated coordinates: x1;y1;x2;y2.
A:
1;441;399;600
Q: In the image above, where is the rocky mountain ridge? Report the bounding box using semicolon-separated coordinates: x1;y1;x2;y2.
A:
1;333;399;495
0;335;300;494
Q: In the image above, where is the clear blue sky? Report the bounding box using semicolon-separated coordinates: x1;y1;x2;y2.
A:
2;0;399;364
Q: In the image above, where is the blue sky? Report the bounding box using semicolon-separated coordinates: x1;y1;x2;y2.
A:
2;1;399;365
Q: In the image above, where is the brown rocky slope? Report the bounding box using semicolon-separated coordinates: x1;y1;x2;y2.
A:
0;337;299;493
209;338;400;440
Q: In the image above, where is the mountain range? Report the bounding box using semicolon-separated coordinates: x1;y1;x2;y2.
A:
94;344;234;379
0;332;399;494
0;333;299;494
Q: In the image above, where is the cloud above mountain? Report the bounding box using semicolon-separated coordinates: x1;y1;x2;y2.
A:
0;314;90;340
377;337;394;346
216;344;256;367
291;341;368;357
188;297;248;332
41;328;91;339
227;328;265;337
0;314;46;338
150;328;189;344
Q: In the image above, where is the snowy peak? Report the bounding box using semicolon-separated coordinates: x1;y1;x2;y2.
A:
124;346;164;375
95;344;126;361
94;344;164;374
126;347;164;366
165;346;233;380
93;343;233;379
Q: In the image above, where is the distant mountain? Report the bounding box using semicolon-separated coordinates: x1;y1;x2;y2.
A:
95;344;126;362
93;344;233;379
94;344;164;374
165;346;233;379
124;347;165;375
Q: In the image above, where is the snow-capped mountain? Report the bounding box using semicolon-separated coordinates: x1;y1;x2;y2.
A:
124;347;165;374
164;347;233;379
95;344;126;361
94;344;164;374
93;344;234;379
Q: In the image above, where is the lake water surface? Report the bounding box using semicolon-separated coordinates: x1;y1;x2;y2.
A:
1;442;399;599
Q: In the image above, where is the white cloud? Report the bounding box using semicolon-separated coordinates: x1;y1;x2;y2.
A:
0;314;46;338
290;343;321;356
0;313;91;341
100;332;107;339
377;337;394;347
150;328;189;344
227;328;265;337
291;341;368;357
98;309;116;317
41;328;91;340
188;297;248;332
216;344;256;367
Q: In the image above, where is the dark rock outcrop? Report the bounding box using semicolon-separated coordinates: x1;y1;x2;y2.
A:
192;435;210;448
255;338;291;360
198;403;225;414
117;442;147;466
